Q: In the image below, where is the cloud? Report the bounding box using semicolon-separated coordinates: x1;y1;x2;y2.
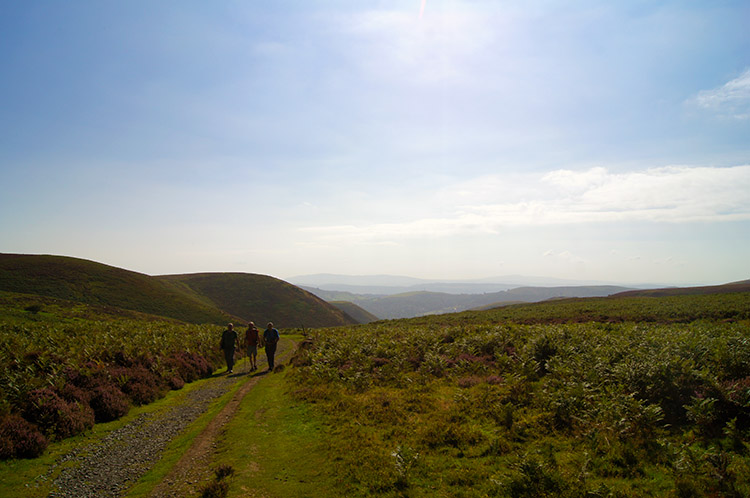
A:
689;68;750;119
300;165;750;244
466;165;750;225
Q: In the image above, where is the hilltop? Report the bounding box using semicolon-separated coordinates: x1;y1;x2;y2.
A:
0;254;356;327
0;254;231;324
158;273;355;328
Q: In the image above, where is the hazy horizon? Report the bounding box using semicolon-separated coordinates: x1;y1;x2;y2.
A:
2;2;749;286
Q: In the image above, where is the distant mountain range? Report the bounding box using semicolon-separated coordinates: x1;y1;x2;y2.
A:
0;254;356;327
288;273;666;296
302;285;636;320
292;273;750;321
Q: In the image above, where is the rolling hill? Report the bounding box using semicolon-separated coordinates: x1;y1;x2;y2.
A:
157;273;356;328
0;254;357;327
612;279;750;298
329;301;379;324
0;254;232;324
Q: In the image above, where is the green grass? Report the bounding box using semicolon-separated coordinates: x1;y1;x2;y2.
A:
127;336;309;497
209;357;339;497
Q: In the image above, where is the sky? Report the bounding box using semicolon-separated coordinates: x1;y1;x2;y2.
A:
1;0;749;286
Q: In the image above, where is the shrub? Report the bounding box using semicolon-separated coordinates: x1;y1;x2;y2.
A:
68;362;115;392
214;464;235;480
531;334;558;376
58;382;92;405
23;388;94;439
420;417;485;449
0;414;48;459
167;375;185;390
165;352;213;383
200;480;229;498
503;456;567;497
485;375;504;385
89;386;130;422
720;376;750;410
457;376;482;388
109;365;165;405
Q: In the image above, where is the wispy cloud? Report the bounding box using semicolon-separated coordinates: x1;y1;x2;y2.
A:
689;68;750;119
301;165;750;244
455;165;750;225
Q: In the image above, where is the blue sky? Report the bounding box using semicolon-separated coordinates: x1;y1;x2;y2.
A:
1;1;749;285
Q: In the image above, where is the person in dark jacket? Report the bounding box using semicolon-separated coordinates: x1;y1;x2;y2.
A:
220;323;238;373
245;322;260;372
263;322;280;371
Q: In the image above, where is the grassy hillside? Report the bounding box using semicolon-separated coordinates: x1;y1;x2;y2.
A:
157;273;357;328
613;280;750;298
330;301;380;324
0;254;356;328
0;254;231;324
288;291;750;497
0;291;183;325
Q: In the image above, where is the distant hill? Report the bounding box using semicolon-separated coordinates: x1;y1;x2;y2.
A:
0;254;357;327
612;280;750;298
329;301;379;324
0;254;232;324
303;285;633;319
288;273;639;294
157;273;356;328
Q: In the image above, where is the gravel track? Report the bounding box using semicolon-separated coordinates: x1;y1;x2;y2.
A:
41;373;240;498
31;339;294;498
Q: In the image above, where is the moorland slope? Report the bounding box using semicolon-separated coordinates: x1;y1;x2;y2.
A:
0;254;231;324
613;279;750;297
158;273;356;328
0;254;356;326
329;300;380;324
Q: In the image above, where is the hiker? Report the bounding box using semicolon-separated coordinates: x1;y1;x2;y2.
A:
220;323;238;373
263;322;280;371
245;321;260;372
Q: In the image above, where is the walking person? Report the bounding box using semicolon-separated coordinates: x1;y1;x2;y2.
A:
220;323;238;374
245;322;260;372
263;322;280;372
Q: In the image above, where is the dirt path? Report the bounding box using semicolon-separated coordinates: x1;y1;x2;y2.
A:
42;339;294;498
147;372;265;497
148;341;295;498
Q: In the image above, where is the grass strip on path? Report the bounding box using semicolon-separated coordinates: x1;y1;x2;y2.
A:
127;336;299;497
205;334;341;498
